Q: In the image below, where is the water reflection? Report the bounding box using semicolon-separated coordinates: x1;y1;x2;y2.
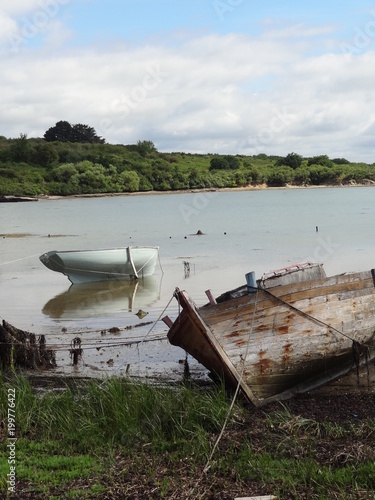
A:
42;276;160;319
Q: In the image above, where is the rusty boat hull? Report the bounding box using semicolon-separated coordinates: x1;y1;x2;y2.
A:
167;263;375;407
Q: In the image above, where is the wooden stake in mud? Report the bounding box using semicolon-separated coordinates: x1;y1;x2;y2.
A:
70;337;82;366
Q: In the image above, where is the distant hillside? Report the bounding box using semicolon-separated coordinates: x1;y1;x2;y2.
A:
0;136;374;197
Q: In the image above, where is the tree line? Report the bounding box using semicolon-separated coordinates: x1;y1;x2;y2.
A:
0;122;374;196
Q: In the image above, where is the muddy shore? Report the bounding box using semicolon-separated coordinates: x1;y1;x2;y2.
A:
36;180;375;201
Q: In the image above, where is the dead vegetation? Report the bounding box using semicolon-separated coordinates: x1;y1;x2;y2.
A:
0;320;56;370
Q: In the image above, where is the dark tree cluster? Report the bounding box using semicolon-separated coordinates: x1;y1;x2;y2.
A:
209;155;240;170
44;121;105;144
276;152;303;169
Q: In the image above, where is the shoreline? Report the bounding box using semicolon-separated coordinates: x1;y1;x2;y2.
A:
39;180;375;201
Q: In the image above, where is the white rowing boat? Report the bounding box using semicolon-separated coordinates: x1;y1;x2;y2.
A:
39;246;159;284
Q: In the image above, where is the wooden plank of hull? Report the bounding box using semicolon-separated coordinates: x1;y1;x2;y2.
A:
168;290;259;403
168;269;375;407
202;273;375;324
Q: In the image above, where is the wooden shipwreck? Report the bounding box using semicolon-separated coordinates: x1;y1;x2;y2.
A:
165;263;375;407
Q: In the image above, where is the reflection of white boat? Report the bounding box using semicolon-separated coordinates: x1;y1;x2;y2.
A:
39;246;159;284
42;276;160;318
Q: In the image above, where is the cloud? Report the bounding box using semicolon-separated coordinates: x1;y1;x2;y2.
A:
0;13;19;42
1;0;71;54
1;1;45;16
1;19;375;162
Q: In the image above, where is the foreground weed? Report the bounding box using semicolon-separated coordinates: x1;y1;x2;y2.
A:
216;443;375;496
265;404;321;438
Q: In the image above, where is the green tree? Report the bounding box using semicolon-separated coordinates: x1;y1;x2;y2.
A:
342;165;374;183
117;171;140;192
307;155;333;167
44;121;72;142
267;166;293;186
44;121;105;143
209;156;229;170
32;142;59;167
245;165;267;185
332;157;350;165
277;152;303;170
309;166;337;185
9;133;30;162
77;162;111;192
70;124;105;144
223;155;240;170
136;140;157;157
52;163;78;183
293;167;310;185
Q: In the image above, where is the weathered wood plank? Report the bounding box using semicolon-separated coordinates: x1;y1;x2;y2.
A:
168;267;375;406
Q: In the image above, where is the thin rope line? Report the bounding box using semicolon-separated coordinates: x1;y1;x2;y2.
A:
185;289;260;499
0;335;168;351
99;293;175;386
259;286;362;344
0;254;40;266
135;250;159;275
202;287;259;474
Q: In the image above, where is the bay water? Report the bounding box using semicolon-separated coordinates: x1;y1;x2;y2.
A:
1;186;374;381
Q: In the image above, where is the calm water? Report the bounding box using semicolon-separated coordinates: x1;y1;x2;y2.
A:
1;186;375;380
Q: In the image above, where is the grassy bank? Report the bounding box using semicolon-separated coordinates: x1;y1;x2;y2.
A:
1;374;375;499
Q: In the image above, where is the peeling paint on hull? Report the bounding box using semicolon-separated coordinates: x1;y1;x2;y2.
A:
167;263;375;407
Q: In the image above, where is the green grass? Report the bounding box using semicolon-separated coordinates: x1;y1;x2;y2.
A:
0;440;97;487
1;374;374;499
0;374;232;496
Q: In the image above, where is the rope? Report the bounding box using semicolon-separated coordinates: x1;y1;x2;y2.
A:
259;286;364;345
157;251;164;275
135;249;160;276
186;289;260;498
0;335;168;352
139;294;174;347
99;293;175;385
0;291;177;357
0;254;41;266
201;289;260;477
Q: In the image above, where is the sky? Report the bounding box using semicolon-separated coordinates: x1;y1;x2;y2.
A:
1;0;375;162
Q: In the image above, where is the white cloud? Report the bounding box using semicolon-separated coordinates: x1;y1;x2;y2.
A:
0;13;18;42
0;0;71;54
1;1;45;16
1;24;375;162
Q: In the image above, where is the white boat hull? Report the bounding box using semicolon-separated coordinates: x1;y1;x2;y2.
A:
39;246;159;284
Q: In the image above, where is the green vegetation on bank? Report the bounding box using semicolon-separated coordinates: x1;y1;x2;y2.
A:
1;134;375;197
1;375;374;499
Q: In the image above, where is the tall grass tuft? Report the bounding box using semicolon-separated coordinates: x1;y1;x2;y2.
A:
1;375;232;457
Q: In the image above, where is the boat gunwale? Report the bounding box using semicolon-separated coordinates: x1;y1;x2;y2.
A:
41;245;159;255
200;271;374;321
